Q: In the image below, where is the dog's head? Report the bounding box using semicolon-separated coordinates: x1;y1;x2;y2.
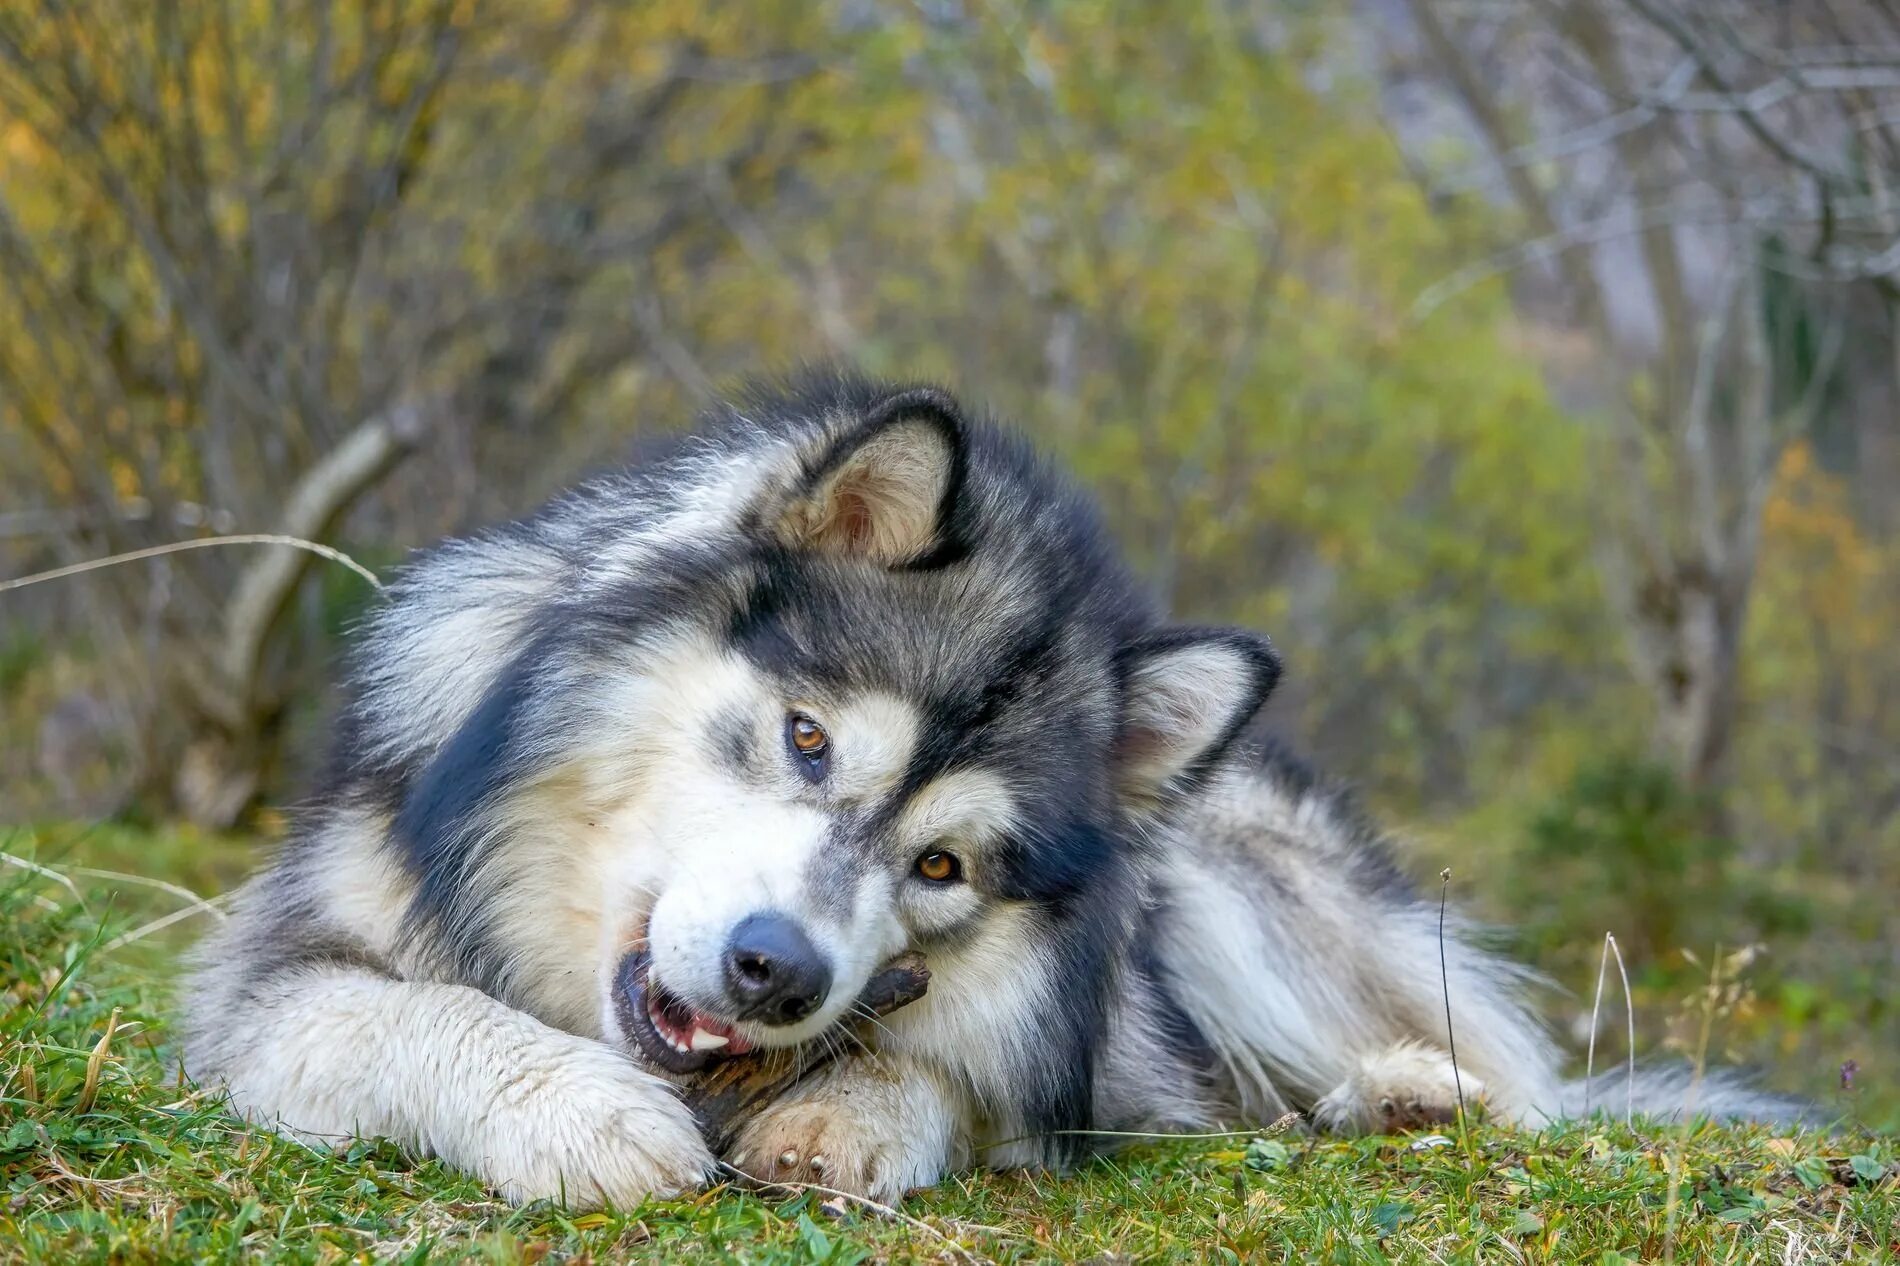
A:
384;376;1278;1101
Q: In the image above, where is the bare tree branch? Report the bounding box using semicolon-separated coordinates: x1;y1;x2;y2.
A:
1617;0;1857;186
204;403;429;729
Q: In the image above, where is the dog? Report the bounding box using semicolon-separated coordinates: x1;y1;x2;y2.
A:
184;372;1801;1208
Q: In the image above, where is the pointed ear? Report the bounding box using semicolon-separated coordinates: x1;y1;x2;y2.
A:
761;388;967;566
1114;628;1280;808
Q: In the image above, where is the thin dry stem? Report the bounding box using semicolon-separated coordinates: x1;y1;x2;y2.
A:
1608;931;1634;1124
979;1110;1303;1154
714;1161;995;1265
101;900;233;954
0;534;384;595
13;1057;39;1104
1584;930;1634;1122
66;867;228;922
1586;931;1612;1118
1436;868;1471;1154
0;852;88;911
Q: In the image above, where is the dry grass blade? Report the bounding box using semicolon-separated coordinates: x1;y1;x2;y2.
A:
1607;931;1634;1125
1;851;88;911
15;1058;40;1104
65;867;229;922
1436;868;1470;1154
0;534;383;595
993;1109;1305;1148
75;1006;122;1114
1585;931;1611;1118
715;1161;996;1265
101;901;233;953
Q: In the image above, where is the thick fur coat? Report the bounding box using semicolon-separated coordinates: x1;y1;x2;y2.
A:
185;374;1797;1206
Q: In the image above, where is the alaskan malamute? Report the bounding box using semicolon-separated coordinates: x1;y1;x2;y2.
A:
185;373;1796;1206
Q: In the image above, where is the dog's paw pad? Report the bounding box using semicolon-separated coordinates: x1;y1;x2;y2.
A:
1378;1095;1460;1131
1315;1041;1486;1135
728;1103;887;1198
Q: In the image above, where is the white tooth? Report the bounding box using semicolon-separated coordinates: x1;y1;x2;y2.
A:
689;1027;730;1052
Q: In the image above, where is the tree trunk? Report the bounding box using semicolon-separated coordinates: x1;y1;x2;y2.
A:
1626;562;1746;792
174;404;426;827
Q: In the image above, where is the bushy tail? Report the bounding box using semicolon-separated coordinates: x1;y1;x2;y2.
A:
1555;1064;1824;1128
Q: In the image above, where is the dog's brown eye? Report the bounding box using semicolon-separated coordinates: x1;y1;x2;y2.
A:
786;714;831;782
915;851;961;883
789;714;828;755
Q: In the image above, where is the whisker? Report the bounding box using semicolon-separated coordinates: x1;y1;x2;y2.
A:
850;1001;901;1043
840;1026;892;1077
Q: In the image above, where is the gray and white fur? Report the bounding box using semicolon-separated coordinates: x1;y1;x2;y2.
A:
184;372;1804;1208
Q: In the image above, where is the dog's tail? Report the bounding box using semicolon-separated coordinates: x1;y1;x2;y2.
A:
1552;1064;1823;1128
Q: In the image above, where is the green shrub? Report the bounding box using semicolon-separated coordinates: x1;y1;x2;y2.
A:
1511;757;1811;986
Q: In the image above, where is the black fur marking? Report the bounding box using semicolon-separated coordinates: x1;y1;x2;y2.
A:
394;656;530;879
225;870;393;1007
1012;872;1139;1163
388;646;547;986
567;541;747;655
232;931;390;1008
1133;917;1217;1074
906;617;1068;784
725;559;851;688
985;815;1117;912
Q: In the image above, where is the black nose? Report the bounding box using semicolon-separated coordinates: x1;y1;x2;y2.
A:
723;912;833;1025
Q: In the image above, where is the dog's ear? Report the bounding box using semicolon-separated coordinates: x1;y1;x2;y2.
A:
760;388;967;567
1114;628;1280;809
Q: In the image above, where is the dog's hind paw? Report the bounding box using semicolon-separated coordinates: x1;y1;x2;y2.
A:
1313;1040;1485;1134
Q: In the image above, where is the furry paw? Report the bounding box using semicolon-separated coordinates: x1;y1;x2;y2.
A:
1313;1041;1486;1134
728;1098;898;1201
725;1072;945;1204
480;1035;713;1208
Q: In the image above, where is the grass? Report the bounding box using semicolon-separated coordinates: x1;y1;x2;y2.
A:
2;830;1896;1264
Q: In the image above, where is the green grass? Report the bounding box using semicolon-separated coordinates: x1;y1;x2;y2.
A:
2;834;1895;1264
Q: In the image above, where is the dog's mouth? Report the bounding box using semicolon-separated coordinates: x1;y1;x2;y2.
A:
613;947;755;1075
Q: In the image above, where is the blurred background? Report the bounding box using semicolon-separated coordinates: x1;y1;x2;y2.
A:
1;1;1895;1118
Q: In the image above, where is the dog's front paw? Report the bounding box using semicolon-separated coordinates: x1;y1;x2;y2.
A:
480;1036;713;1208
726;1077;943;1204
728;1098;894;1201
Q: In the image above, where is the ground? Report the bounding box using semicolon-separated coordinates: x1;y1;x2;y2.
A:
2;827;1895;1264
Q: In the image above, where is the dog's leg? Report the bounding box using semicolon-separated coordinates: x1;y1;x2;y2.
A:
1311;1039;1487;1133
723;1055;961;1203
1152;770;1569;1130
194;968;712;1208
